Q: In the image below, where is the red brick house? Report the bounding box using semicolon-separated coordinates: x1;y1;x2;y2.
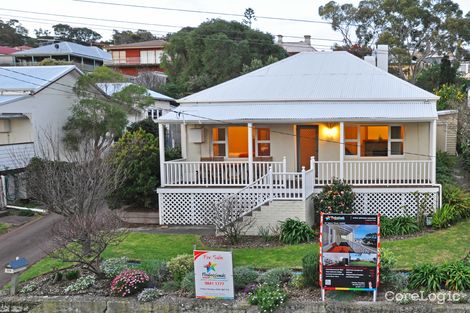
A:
105;40;166;76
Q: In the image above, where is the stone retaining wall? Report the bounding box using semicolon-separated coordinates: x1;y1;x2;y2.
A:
0;296;469;313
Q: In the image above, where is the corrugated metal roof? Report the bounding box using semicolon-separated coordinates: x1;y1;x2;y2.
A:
96;82;174;101
13;42;111;61
158;102;437;123
0;95;28;106
0;65;78;93
179;51;438;104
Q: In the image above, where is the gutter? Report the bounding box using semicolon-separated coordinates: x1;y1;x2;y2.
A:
6;205;46;214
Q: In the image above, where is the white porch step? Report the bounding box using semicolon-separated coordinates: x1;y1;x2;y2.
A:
243;200;305;236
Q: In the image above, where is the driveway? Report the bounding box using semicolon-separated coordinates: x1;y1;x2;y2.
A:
0;213;62;287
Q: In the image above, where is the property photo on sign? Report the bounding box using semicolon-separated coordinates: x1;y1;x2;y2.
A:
194;250;234;300
320;213;380;301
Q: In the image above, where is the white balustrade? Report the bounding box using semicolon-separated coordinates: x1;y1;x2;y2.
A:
315;160;433;186
164;159;284;186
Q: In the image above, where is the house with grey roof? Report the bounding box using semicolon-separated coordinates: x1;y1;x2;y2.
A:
156;50;440;232
12;42;111;72
0;65;83;172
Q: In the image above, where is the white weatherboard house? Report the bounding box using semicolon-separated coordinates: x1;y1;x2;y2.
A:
0;65;83;171
157;51;440;231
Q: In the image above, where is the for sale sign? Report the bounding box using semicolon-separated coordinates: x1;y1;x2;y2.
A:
194;250;234;299
320;213;380;293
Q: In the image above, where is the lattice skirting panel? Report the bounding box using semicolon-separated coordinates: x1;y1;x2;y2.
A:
350;187;440;217
158;189;239;225
159;186;441;225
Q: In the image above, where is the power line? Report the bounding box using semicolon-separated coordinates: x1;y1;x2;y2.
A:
0;8;184;29
2;13;339;49
0;10;343;46
0;65;434;159
73;0;334;25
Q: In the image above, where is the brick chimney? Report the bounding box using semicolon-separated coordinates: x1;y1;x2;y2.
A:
304;35;311;45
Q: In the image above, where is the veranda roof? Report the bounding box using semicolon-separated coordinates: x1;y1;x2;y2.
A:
158;101;436;124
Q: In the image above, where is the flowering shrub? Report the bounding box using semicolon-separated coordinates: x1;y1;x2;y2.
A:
314;179;355;214
167;254;193;282
137;288;162;302
248;284;288;312
64;275;96;293
101;257;129;278
111;269;150;297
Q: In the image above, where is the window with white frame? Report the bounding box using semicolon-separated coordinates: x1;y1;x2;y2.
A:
212;127;227;157
256;128;271;156
147;108;162;119
112;50;126;64
344;125;404;157
211;127;271;158
390;125;404;155
140;50;163;64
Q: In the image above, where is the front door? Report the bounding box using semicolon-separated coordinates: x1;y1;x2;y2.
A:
297;125;318;171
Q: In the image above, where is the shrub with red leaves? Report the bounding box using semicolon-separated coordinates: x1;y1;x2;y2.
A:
111;269;150;297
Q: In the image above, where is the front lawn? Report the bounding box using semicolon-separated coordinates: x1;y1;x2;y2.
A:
18;219;470;283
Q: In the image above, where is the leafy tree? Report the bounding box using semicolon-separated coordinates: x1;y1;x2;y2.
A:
332;43;372;59
439;55;458;87
127;118;159;137
161;19;287;98
0;19;30;46
38;58;72;66
319;0;470;82
109;129;159;208
435;84;466;110
241;55;279;74
64;67;153;154
53;24;102;44
416;64;442;92
111;29;157;44
243;8;257;28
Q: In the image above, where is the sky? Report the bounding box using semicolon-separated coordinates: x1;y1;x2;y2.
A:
2;0;470;50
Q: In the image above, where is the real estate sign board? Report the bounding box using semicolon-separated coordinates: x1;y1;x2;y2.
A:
194;250;234;299
320;213;380;294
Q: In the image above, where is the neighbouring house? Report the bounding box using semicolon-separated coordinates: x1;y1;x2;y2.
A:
0;65;84;200
96;82;180;147
104;40;166;76
12;41;111;72
157;50;440;233
0;46;18;66
436;110;458;155
459;61;470;79
0;65;84;171
277;35;317;56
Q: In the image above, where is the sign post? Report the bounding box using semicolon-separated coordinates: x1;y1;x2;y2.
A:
319;213;380;301
4;257;29;296
194;250;234;300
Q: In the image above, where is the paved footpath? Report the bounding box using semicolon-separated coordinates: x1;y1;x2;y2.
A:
0;213;62;288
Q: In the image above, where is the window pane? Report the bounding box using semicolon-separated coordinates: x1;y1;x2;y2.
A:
228;126;248;158
212;128;225;141
257;128;270;141
391;126;403;139
257;143;271;156
391;142;403;155
345;142;357;156
360;126;388;157
213;144;226;157
345;126;357;140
